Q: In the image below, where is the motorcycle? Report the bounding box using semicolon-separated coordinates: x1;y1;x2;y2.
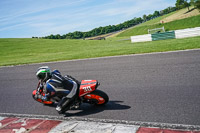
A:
32;79;109;112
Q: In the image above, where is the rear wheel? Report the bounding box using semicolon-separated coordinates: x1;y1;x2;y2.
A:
84;90;109;105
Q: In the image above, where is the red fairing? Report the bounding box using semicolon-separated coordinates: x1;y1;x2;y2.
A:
79;80;97;97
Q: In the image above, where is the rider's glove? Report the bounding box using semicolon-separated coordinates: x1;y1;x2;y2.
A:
42;94;47;101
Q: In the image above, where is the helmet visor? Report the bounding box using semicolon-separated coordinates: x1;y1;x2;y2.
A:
37;73;45;80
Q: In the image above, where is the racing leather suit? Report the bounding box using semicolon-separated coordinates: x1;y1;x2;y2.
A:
40;70;80;113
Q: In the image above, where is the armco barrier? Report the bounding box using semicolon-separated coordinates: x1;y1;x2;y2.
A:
130;27;200;43
151;31;175;41
131;34;152;43
175;27;200;39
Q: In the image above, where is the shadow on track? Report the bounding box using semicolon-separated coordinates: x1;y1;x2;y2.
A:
64;100;131;117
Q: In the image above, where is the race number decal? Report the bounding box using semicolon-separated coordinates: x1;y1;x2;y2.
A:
79;80;97;97
83;86;92;92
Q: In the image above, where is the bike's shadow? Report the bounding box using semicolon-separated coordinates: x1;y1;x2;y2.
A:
64;100;131;117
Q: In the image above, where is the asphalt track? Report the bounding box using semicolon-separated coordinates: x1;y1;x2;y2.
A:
0;49;200;126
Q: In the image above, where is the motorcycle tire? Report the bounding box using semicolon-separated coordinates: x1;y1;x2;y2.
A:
84;90;109;105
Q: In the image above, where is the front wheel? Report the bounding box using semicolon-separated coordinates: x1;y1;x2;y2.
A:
84;90;109;105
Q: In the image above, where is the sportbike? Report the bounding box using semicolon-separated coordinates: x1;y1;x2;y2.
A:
32;80;109;112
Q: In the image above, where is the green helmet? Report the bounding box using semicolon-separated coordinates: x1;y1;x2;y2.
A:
36;66;51;81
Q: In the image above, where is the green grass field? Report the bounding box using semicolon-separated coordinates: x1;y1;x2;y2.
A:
1;36;200;66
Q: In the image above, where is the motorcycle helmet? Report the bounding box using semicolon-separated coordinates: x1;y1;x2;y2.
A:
36;66;51;81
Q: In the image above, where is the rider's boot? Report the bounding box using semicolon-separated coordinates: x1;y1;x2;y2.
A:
56;97;71;114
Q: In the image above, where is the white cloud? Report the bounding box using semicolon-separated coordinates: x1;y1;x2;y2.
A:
30;22;89;36
0;0;176;38
0;0;87;23
0;22;33;32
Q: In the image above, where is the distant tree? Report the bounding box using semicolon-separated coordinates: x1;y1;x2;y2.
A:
170;6;177;12
49;34;55;39
126;19;135;27
55;34;61;39
136;17;143;24
97;27;103;35
190;0;195;6
147;14;153;20
116;23;124;30
153;11;160;18
99;27;106;35
176;0;185;9
143;14;147;21
123;21;130;28
195;0;200;11
62;34;66;39
159;10;164;16
65;32;73;39
72;31;83;39
104;25;113;33
82;32;89;38
184;0;191;10
164;7;170;14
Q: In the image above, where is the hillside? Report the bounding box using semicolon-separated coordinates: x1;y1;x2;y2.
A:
116;7;200;38
161;6;200;23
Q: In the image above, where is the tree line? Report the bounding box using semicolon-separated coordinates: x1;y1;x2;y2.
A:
32;0;200;39
176;0;200;10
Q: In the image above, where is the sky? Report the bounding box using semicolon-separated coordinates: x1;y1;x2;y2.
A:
0;0;176;38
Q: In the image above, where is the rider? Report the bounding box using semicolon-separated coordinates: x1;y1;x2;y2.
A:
35;66;80;114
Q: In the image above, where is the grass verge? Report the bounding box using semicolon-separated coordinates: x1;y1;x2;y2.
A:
0;36;200;66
